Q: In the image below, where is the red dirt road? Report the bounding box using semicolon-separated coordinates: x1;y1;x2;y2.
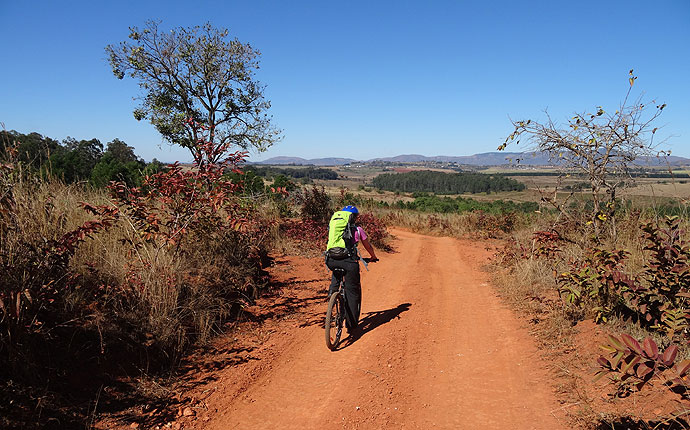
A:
187;229;568;429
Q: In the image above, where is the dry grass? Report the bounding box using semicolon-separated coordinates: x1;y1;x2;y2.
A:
3;176;276;367
484;209;690;428
0;173;284;427
370;207;532;240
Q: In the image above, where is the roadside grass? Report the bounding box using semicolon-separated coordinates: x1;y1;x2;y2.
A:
487;209;690;428
1;177;277;428
370;207;532;240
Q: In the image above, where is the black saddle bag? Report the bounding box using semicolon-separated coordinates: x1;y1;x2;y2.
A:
326;247;351;260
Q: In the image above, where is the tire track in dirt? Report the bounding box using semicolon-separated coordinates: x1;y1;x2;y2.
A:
195;229;568;429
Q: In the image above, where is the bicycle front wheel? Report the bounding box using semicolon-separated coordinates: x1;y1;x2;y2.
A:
325;292;344;350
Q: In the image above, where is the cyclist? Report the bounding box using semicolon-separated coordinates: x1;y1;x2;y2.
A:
325;205;378;335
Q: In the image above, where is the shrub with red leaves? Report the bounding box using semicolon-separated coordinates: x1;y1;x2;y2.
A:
282;219;328;250
298;185;332;223
596;333;690;397
109;130;249;249
493;239;531;267
282;210;391;254
473;211;517;237
532;230;563;258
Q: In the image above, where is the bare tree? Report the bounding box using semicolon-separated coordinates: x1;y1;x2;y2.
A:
499;70;667;238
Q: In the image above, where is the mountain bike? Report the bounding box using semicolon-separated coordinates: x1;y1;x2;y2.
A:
325;257;376;351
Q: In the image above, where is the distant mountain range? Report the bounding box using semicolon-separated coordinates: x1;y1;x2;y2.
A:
253;156;357;166
254;152;690;167
369;153;546;165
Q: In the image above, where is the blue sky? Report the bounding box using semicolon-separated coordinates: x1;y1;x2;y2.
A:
1;1;689;162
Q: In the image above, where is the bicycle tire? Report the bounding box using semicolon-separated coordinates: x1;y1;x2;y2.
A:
325;292;344;350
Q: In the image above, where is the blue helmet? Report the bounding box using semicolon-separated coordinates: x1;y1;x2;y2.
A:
342;205;358;214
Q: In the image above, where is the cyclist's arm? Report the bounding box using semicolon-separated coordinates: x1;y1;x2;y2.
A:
360;237;378;261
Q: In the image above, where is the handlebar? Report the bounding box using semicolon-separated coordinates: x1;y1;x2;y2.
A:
362;257;379;263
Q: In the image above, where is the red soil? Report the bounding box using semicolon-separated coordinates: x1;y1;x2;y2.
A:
97;229;689;430
173;229;568;429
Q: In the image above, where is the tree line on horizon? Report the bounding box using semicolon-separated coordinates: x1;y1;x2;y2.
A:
245;165;338;181
372;170;526;194
383;193;539;214
1;130;165;187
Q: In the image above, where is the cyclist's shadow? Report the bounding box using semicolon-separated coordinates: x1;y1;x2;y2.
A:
340;303;411;348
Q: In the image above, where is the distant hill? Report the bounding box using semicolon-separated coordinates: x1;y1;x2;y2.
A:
371;152;690;166
254;156;356;166
255;152;690;167
369;152;547;165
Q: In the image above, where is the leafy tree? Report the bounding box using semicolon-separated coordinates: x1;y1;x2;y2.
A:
90;156;144;188
91;139;172;187
225;168;266;196
48;138;103;183
142;158;166;178
241;170;267;196
271;174;295;191
0;130;60;171
106;21;280;166
499;71;667;237
1;130;162;187
90;138;143;187
104;138;139;164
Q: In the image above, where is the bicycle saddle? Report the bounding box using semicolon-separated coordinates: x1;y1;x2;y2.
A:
333;268;346;277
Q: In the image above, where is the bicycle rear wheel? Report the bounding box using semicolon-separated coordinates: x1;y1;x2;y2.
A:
325;292;344;350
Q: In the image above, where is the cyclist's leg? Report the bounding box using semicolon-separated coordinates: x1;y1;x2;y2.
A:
342;259;362;330
325;257;341;295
